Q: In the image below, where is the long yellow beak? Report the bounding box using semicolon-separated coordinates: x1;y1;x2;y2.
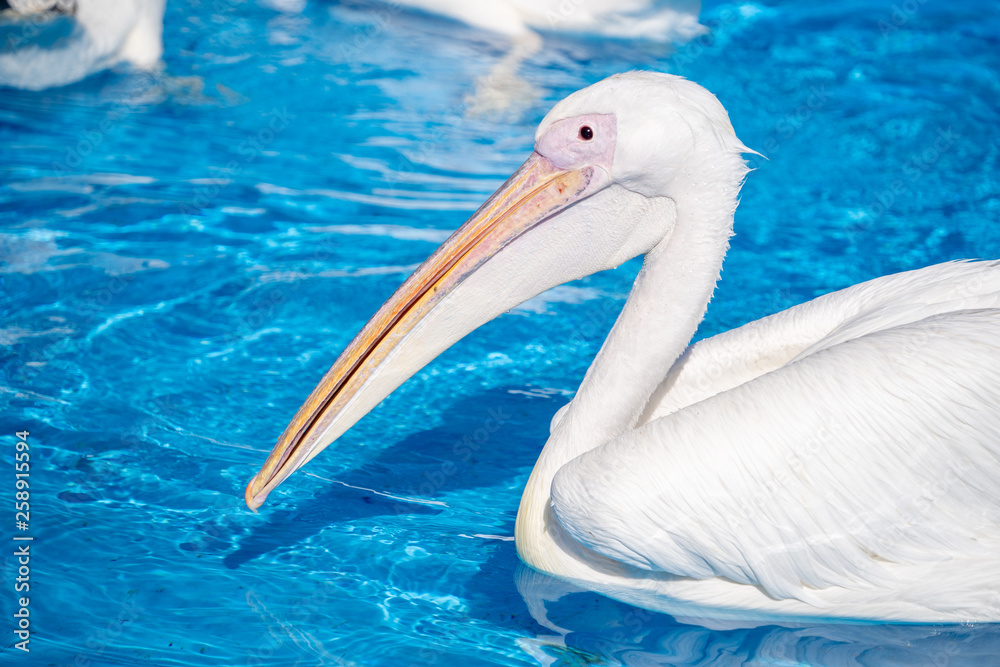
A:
245;153;599;510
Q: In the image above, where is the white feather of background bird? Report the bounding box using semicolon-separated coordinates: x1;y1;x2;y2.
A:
0;0;165;90
389;0;705;115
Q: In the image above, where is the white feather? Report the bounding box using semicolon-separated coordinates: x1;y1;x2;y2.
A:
0;0;165;90
552;263;1000;617
510;74;1000;622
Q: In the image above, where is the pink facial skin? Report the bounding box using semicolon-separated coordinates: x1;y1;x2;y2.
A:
534;113;617;172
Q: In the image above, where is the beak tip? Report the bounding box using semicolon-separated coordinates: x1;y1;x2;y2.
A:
244;476;264;512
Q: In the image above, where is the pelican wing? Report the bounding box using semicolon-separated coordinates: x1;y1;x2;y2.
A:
641;261;1000;423
550;262;1000;611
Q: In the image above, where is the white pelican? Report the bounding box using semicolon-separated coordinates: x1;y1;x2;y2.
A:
383;1;704;115
246;72;1000;623
392;0;704;42
0;0;165;90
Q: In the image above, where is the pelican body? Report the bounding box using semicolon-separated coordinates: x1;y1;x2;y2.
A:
391;0;704;42
0;0;165;90
246;72;1000;623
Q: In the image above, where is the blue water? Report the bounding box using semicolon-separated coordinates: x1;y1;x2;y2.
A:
2;0;1000;664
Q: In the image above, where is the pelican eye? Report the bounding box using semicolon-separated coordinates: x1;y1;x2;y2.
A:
579;126;594;141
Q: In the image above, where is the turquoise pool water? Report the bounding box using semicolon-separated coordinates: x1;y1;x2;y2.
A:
2;0;1000;664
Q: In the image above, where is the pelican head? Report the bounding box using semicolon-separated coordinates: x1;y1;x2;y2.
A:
245;71;751;510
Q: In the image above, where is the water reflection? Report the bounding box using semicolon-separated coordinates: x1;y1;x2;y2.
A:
222;387;552;568
514;565;1000;666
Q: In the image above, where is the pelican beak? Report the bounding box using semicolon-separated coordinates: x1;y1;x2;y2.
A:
245;152;603;510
